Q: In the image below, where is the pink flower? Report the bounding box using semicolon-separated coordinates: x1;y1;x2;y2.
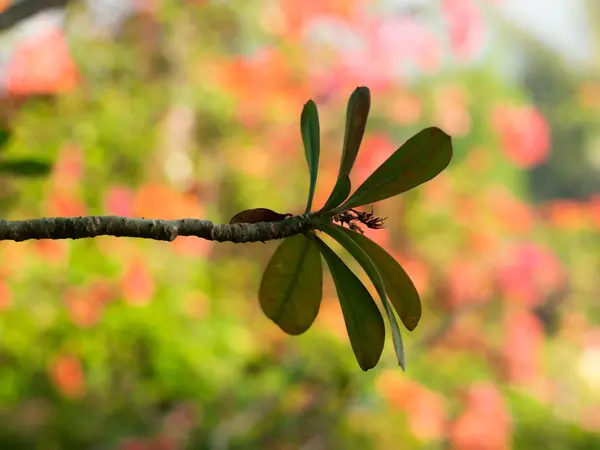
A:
503;309;544;384
105;186;135;217
442;0;486;61
496;243;565;307
451;383;512;449
492;104;551;168
121;259;155;306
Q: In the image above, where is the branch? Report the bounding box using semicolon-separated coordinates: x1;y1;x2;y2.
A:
0;215;315;243
0;0;76;32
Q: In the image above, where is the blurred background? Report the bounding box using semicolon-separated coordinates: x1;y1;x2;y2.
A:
0;0;599;448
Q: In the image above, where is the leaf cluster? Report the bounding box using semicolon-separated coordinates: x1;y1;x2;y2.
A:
258;87;453;371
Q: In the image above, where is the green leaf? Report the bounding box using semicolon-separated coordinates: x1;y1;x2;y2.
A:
0;130;10;151
310;234;385;371
0;159;52;177
301;100;320;213
318;173;351;214
338;87;371;178
334;228;421;331
337;127;452;211
259;234;323;335
317;222;405;369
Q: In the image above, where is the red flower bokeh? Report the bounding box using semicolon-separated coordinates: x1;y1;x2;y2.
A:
503;309;544;384
0;278;12;310
49;355;85;399
450;383;512;450
105;186;135;217
5;27;79;95
121;259;156;306
442;0;486;61
377;371;447;441
496;243;565;307
492;104;551;168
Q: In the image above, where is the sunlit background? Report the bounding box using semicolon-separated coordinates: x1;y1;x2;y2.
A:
0;0;599;448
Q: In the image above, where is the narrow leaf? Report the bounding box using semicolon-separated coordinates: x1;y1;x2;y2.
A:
259;234;322;335
230;208;292;224
0;159;52;177
334;227;421;331
338;127;452;211
310;234;385;371
301;100;320;213
0;130;10;150
317;223;405;369
318;173;351;214
338;87;371;178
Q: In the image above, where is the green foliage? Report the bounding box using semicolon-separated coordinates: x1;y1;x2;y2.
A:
338;86;371;178
0;159;52;177
316;222;406;369
259;234;323;335
258;89;445;370
318;173;351;213
337;127;453;212
337;228;422;332
0;130;10;150
301;100;320;214
310;234;385;371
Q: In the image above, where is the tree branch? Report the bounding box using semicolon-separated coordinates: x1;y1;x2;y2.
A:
0;215;315;243
0;0;76;32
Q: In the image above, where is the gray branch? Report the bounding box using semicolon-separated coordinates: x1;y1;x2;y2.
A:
0;215;315;243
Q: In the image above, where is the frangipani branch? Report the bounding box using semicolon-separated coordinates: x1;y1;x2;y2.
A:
0;215;314;244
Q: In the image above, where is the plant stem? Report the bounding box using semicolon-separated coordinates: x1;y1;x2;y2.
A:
0;215;315;244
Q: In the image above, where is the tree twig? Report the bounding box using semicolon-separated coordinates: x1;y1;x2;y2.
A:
0;215;315;243
0;0;76;32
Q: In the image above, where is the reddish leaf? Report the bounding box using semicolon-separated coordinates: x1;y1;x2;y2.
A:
229;208;292;224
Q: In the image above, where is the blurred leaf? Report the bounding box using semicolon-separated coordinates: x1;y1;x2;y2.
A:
229;208;292;224
338;127;453;211
0;129;10;150
335;227;421;331
0;159;52;177
259;234;323;335
301;100;320;213
318;173;351;214
317;223;405;369
338;86;371;178
310;234;385;371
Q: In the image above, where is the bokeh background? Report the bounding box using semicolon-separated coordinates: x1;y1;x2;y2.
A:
0;0;599;448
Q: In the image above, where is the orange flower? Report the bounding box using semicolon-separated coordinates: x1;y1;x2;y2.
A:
543;199;589;230
0;278;12;310
389;90;423;125
34;239;69;263
51;143;84;191
46;191;87;217
134;183;202;220
65;286;105;328
485;186;535;235
121;259;156;307
435;85;472;136
577;82;600;110
49;355;85;399
446;258;492;307
5;27;79;95
376;371;447;441
589;195;600;229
